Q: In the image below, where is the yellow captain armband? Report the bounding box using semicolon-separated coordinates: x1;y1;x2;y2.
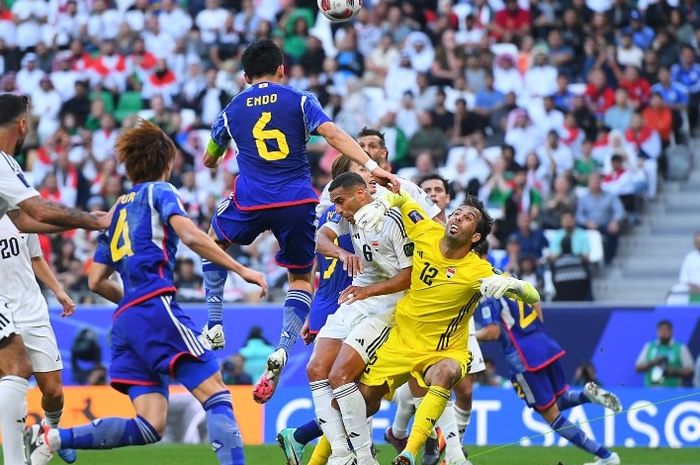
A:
206;139;227;159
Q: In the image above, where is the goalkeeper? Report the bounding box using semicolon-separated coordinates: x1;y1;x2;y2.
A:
345;190;540;465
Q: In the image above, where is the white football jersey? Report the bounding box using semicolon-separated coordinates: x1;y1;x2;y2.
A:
322;206;413;320
0;216;49;327
0;151;40;219
315;176;441;223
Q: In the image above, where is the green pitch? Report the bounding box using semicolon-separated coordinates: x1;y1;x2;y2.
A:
30;444;697;465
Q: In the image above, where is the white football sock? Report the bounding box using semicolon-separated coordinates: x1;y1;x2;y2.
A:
0;376;29;465
454;404;472;441
391;382;416;439
310;380;351;457
334;383;373;463
438;401;466;461
43;409;63;428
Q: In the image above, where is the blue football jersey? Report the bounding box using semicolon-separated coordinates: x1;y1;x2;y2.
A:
211;82;332;210
309;206;353;331
498;298;565;373
94;182;187;313
473;297;500;330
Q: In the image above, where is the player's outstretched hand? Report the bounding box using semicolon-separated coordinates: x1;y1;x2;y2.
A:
371;167;400;193
339;250;363;277
338;285;371;305
301;318;315;345
241;268;268;299
479;274;516;299
57;290;76;317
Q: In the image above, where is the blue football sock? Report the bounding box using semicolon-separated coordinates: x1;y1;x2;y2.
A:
277;290;312;353
59;416;160;450
293;419;323;445
203;263;227;328
557;390;589;411
203;391;245;465
550;414;611;458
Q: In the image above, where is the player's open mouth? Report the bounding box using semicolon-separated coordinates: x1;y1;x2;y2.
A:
449;224;459;234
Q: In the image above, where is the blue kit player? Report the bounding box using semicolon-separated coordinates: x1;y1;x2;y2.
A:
199;39;397;404
497;296;623;465
24;120;267;465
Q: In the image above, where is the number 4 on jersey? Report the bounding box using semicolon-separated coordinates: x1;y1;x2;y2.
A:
110;209;134;261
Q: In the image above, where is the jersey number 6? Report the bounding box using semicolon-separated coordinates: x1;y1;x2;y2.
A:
253;112;290;161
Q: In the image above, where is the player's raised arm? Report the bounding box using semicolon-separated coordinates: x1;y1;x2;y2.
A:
479;274;540;305
316;121;399;191
354;189;435;240
169;215;268;298
202;112;231;169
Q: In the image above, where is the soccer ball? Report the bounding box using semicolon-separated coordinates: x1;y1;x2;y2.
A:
318;0;362;22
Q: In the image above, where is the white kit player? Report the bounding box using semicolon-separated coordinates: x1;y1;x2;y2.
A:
307;171;415;465
0;93;109;465
0;216;78;463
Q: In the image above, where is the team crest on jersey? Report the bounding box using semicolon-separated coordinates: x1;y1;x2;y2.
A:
403;243;414;257
408;210;424;223
371;241;380;251
446;266;457;279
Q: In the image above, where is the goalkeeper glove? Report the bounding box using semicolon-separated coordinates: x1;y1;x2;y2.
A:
479;274;523;299
353;193;392;234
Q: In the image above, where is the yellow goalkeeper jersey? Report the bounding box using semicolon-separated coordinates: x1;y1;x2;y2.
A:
390;192;495;353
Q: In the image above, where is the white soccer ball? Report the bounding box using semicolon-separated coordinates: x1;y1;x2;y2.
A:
317;0;362;22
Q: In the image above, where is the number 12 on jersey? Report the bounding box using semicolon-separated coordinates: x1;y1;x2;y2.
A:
110;209;134;262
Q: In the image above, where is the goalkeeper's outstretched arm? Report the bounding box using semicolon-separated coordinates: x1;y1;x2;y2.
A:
480;274;540;304
507;279;540;305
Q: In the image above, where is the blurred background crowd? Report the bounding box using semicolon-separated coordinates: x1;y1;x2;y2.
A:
2;0;700;304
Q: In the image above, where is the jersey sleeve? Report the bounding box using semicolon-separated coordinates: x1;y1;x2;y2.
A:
387;190;439;240
0;154;40;208
153;183;188;225
93;233;114;267
301;91;332;135
399;178;442;220
470;258;499;291
26;234;42;259
321;211;350;237
210;108;233;151
387;215;413;270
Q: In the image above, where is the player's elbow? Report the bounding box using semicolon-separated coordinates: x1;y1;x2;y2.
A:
87;273;103;292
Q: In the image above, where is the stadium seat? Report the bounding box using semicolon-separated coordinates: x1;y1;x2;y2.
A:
587;229;605;265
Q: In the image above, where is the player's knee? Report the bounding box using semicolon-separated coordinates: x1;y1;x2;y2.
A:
328;369;353;389
306;358;328;382
139;413;167;438
429;361;461;388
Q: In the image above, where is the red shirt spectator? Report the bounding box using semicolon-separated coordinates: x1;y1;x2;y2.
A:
585;69;615;118
642;93;673;143
619;74;651;108
492;0;531;42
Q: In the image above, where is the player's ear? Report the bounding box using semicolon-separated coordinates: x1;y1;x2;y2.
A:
470;232;482;245
276;65;285;79
244;73;252;84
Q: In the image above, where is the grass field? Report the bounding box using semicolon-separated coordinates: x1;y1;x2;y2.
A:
28;444;697;465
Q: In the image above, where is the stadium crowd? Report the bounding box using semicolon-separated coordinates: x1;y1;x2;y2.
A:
1;0;698;303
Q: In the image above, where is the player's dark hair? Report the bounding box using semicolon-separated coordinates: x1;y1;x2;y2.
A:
460;195;493;249
328;171;367;192
0;94;29;126
330;155;354;179
116;119;176;184
657;320;672;329
357;127;386;148
241;39;284;79
419;173;449;193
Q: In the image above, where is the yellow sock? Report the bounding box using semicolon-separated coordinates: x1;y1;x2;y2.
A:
406;385;451;457
307;435;332;465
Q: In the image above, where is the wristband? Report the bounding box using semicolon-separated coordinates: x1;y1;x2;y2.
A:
364;159;379;172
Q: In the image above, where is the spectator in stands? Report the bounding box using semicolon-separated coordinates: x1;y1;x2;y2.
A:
222;354;253;386
474;73;505;123
678;231;700;303
509;212;549;261
573;140;602;188
239;326;275;381
550;211;591;260
409;111;448;164
550;234;592;301
175;257;204;303
642;92;673;148
635;320;695;387
542;176;577;230
576;172;625;265
451;97;484;145
492;0;531;44
573;362;602;387
552;75;575;114
671;45;700;130
616;31;643;68
537;129;574;176
71;327;104;385
604;88;634;131
586;67;615;119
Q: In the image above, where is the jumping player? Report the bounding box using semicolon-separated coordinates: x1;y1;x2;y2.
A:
199;40;396;404
24;120;267;465
497;296;623;465
348;190;540;465
0;93;110;465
